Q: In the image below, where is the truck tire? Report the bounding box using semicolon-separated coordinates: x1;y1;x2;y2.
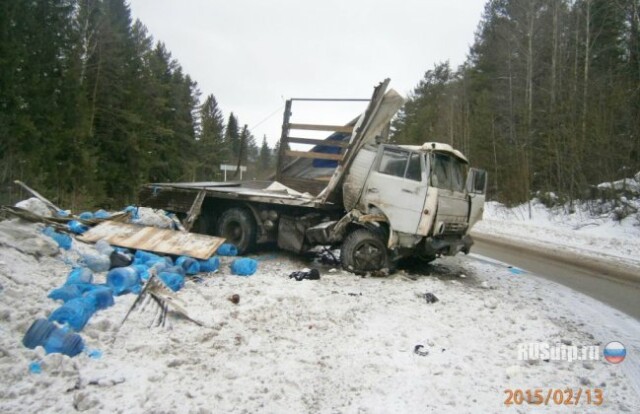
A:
340;227;390;273
216;208;257;255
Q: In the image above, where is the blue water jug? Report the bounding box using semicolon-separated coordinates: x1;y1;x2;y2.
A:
82;253;111;272
107;266;140;295
93;209;111;219
48;284;83;302
83;286;114;311
43;328;85;357
176;256;200;275
78;211;94;220
66;268;93;285
198;257;220;273
159;271;185;292
48;297;96;331
42;227;72;250
23;319;57;349
68;220;89;234
217;243;238;256
230;258;258;276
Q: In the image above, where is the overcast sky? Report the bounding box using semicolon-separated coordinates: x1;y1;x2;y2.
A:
128;0;487;147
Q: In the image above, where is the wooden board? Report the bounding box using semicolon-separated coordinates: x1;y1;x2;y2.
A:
78;221;225;260
288;123;354;134
284;150;343;161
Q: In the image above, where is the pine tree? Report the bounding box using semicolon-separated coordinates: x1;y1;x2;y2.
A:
259;135;271;173
197;94;226;180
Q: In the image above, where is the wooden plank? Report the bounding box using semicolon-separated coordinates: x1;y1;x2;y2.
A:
183;190;206;231
289;123;354;133
284;150;343;161
78;221;226;260
285;137;350;148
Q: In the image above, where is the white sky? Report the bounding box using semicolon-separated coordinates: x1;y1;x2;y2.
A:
128;0;487;148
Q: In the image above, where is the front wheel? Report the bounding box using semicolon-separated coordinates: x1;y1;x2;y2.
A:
340;228;390;273
216;208;257;255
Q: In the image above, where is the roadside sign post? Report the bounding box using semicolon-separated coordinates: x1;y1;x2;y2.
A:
220;164;247;181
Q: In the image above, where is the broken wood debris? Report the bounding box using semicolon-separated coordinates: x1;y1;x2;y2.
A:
78;221;225;260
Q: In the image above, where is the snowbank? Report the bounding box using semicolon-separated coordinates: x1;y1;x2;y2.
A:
1;219;638;413
472;197;640;270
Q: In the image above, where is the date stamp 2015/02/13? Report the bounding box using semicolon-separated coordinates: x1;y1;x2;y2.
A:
504;388;603;406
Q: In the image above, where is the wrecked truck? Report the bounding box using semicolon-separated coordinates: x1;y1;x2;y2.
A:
138;79;487;273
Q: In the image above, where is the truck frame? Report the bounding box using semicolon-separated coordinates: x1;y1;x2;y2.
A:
138;80;487;273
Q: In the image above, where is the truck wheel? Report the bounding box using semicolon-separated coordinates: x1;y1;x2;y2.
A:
340;228;390;273
216;208;256;254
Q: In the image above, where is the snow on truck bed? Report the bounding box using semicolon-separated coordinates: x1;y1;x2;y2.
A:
0;219;639;413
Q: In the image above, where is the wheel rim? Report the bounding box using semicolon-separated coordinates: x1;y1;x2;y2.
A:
223;221;243;244
353;240;384;270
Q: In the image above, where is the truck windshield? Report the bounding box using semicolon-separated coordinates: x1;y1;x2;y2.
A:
431;153;467;192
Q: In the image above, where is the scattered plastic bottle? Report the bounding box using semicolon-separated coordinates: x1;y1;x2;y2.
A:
66;268;93;285
83;286;114;311
95;240;114;256
23;319;85;357
23;319;57;349
42;227;72;250
176;256;200;275
164;265;186;277
78;211;94;220
43;327;85;356
106;266;140;295
230;258;258;276
158;271;185;292
82;254;111;273
68;220;89;234
198;256;220;273
123;206;139;220
93;209;111;219
217;243;238;256
49;297;96;331
48;284;83;302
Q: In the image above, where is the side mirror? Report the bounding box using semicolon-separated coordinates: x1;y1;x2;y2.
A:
466;168;487;194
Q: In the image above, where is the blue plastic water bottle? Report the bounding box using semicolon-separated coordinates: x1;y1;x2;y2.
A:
68;220;89;234
93;209;111;219
48;297;96;331
66;268;93;285
176;256;200;275
198;256;220;272
78;211;94;220
158;271;185;292
22;319;57;349
43;328;85;356
106;266;140;295
83;286;114;310
230;258;258;276
42;227;72;250
217;243;238;256
22;319;85;357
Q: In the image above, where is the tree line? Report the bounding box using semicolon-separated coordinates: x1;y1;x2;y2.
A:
0;0;276;209
393;0;640;205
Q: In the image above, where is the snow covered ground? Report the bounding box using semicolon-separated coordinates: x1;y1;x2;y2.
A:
472;198;640;270
1;218;639;413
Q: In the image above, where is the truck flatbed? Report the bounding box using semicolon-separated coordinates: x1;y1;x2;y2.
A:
138;180;340;214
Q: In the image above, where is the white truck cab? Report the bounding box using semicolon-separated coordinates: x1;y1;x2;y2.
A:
341;141;487;269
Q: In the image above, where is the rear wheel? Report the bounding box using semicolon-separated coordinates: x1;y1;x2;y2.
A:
216;208;256;254
340;228;390;273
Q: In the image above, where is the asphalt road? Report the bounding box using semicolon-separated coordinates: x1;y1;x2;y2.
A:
471;237;640;321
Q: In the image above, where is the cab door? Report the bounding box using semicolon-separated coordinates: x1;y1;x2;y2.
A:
431;152;470;234
363;146;427;234
466;168;487;230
